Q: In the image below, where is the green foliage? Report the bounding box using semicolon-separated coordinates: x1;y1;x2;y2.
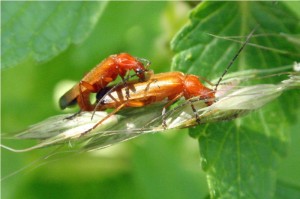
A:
171;2;299;78
1;1;300;199
1;1;107;68
172;2;300;198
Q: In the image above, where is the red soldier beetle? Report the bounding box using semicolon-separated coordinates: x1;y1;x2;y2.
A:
88;71;215;131
59;53;150;111
80;28;257;135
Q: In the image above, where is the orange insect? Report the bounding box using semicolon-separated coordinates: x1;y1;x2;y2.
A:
81;28;256;134
96;71;215;109
80;71;215;134
59;53;150;111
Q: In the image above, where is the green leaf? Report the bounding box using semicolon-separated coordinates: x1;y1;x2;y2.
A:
171;1;300;198
275;181;300;199
171;2;300;79
1;1;107;68
197;123;281;199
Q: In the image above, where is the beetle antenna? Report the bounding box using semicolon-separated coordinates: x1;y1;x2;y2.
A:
214;26;258;91
91;82;123;120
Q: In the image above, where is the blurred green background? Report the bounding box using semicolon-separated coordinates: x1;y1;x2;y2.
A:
2;1;300;199
1;2;209;199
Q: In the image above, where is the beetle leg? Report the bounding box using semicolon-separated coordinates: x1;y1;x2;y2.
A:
65;110;82;120
120;74;130;100
162;93;183;129
78;81;99;111
81;103;126;136
188;100;201;125
81;100;148;136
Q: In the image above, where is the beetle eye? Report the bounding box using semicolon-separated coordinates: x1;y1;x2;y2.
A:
136;68;143;74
